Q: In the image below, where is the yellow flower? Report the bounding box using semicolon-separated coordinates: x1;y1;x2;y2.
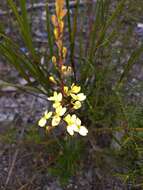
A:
64;84;81;96
38;111;52;127
55;105;67;116
64;114;77;136
44;111;53;119
70;83;81;94
51;105;67;127
72;101;81;110
70;93;86;101
48;91;62;102
64;114;78;135
64;114;75;125
53;102;61;109
64;114;88;136
74;117;88;136
61;65;72;76
52;115;61;126
74;116;88;136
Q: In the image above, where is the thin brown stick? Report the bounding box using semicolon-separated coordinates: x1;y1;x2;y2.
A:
5;127;25;187
17;176;36;190
5;98;36;188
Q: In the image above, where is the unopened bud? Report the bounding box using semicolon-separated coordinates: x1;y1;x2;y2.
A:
54;28;59;40
61;65;72;76
49;76;57;84
52;56;57;65
62;47;67;59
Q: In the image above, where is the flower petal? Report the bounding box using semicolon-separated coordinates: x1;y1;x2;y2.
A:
70;93;77;100
71;114;77;122
73;101;81;110
52;116;61;126
78;126;88;136
71;84;81;94
55;106;66;116
48;91;62;102
76;117;81;126
60;107;67;116
48;96;54;101
73;125;79;132
57;93;62;102
67;125;74;136
44;111;52;119
64;114;71;123
53;102;61;108
77;93;86;101
38;117;47;127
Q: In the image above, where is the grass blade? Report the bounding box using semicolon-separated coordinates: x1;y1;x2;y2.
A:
116;45;143;88
46;4;54;59
7;0;35;57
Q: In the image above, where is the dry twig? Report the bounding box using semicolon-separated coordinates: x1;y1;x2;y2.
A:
5;127;25;187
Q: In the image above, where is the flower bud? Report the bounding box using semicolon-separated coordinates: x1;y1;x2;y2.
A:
62;47;67;59
52;56;57;65
49;76;57;84
61;65;72;76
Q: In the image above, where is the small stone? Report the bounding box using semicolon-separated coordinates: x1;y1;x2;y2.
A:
19;78;28;85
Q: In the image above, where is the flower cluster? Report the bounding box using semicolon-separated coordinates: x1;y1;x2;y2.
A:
38;0;88;137
38;84;88;136
64;114;88;136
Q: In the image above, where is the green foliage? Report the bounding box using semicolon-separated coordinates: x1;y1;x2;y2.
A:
49;137;84;185
115;133;143;188
24;125;43;144
0;0;51;94
0;127;17;144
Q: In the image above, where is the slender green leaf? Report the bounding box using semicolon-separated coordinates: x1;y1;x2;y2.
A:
95;0;125;52
46;4;54;58
116;45;143;88
7;0;35;57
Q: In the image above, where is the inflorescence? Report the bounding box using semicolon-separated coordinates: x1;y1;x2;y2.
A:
38;0;88;136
